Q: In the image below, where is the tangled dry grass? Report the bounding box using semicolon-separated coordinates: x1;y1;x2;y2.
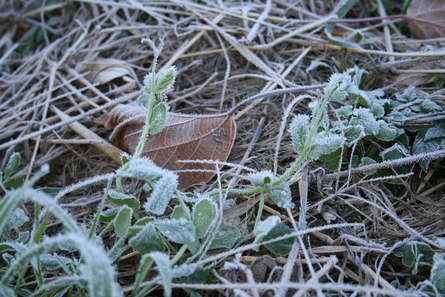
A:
1;0;445;296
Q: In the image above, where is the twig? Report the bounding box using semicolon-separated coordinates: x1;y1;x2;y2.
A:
52;106;123;164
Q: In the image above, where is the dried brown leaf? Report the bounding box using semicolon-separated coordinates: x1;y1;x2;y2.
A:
79;58;135;85
96;104;236;189
407;0;445;39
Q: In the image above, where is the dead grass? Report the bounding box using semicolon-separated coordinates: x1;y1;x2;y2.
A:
1;0;445;296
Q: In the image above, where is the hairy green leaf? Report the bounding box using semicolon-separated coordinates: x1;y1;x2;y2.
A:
4;152;20;180
193;199;217;239
4;208;29;231
289;115;311;153
129;223;165;253
144;171;178;215
115;206;132;237
209;224;241;250
147;102;168;135
155;218;196;244
431;253;445;293
107;190;140;208
133;252;171;297
263;223;294;256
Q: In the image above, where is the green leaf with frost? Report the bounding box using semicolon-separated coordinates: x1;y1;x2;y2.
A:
144;171;178;215
0;241;26;254
115;206;132;237
107;189;140;208
348;83;371;107
154;218;196;244
171;205;189;220
4;208;29;230
424;122;445;141
120;152;132;165
248;170;273;186
248;171;293;208
306;61;331;73
253;216;280;250
380;144;410;161
308;132;343;160
193;199;217;238
322;70;353;103
375;120;401;142
266;183;293;209
349;108;380;135
336;105;353;118
133;252;172;297
369;101;385;118
289;114;310;153
147;102;168;134
431;253;445;293
136;93;150;107
319;149;342;171
308;100;329;129
0;283;15;297
394;241;434;274
395;86;419;103
129;223;165;253
126;157;163;182
343;125;364;146
420;98;442;114
99;208;119;222
412;131;441;172
2;233;122;297
263;223;293;256
39;254;72;271
209;224;240;250
154;66;177;94
171;263;198;278
359;157;377;175
4;152;20;180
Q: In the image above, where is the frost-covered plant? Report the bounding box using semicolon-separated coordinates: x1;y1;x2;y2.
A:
288;67;445;181
0;157;122;297
289;67;403;171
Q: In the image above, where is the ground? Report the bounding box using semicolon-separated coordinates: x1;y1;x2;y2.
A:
1;0;445;296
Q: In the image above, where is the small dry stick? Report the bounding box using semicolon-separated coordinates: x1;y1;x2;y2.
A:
52;106;123;164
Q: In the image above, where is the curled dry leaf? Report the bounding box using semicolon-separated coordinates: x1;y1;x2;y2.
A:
78;58;136;85
407;0;445;39
96;104;236;189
